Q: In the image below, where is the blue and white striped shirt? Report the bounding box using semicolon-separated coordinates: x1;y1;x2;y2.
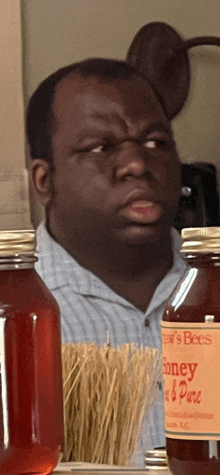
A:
35;222;187;466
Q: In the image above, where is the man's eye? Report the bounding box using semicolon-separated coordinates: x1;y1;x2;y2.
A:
144;140;157;149
91;145;105;154
143;138;171;150
90;143;114;154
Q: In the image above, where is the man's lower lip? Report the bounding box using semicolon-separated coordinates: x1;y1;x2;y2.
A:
122;202;161;224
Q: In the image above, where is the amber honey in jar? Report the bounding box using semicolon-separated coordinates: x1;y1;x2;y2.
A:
0;230;63;475
161;227;220;475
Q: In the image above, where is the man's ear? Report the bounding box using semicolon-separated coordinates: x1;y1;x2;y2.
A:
30;159;53;208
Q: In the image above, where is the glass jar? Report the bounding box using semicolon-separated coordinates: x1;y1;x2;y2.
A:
0;231;63;475
161;227;220;475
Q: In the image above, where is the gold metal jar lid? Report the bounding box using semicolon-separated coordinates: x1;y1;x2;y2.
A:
0;230;36;256
144;449;168;470
181;227;220;254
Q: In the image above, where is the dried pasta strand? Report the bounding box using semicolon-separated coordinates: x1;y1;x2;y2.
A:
61;342;161;465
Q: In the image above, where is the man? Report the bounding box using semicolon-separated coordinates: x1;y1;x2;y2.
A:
26;58;187;465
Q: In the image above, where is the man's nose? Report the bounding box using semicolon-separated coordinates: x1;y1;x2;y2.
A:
115;141;150;180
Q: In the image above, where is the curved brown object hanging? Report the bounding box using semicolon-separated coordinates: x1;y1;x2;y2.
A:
126;22;190;120
127;22;220;120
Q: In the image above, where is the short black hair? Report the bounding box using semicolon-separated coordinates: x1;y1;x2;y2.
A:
26;57;166;163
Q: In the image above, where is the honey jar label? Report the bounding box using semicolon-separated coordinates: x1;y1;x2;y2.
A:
161;320;220;440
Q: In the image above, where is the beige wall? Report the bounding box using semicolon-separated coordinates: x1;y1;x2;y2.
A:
0;1;31;230
20;0;220;225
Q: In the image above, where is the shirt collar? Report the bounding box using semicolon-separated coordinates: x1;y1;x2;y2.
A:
36;223;128;303
36;222;187;312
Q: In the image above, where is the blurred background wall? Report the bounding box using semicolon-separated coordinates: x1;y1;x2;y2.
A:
0;1;30;229
2;1;220;228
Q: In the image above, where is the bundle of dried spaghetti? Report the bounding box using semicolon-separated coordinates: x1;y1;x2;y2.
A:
61;342;161;466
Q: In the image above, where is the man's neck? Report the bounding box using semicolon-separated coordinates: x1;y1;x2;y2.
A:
89;250;173;311
79;239;173;311
47;222;174;311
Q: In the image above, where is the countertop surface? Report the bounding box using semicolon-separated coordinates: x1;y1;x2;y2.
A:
54;462;171;474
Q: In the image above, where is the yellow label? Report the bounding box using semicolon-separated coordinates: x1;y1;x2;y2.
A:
161;320;220;440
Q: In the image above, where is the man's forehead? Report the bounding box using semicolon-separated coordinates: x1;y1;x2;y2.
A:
53;72;159;112
55;72;92;99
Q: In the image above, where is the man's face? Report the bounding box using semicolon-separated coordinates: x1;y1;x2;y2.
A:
47;73;181;248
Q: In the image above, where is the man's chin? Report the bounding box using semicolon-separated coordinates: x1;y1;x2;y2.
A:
113;223;168;247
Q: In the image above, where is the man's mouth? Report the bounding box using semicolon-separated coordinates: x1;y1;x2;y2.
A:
122;200;162;224
121;189;162;224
